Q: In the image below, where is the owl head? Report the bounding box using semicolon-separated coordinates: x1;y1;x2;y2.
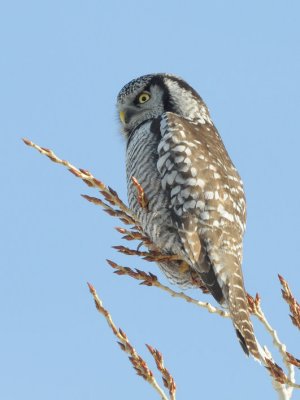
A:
117;73;210;136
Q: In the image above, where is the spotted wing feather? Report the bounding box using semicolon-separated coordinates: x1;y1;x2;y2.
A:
157;111;246;270
157;112;260;359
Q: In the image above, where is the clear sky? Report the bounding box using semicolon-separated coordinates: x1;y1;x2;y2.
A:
1;1;300;399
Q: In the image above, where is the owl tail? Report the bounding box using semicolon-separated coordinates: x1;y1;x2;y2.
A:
227;273;261;360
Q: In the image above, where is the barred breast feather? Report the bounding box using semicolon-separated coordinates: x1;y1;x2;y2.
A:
126;119;195;287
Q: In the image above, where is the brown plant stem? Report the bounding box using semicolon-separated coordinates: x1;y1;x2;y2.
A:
87;282;174;400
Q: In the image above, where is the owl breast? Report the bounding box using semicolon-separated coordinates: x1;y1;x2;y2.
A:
126;120;182;255
126;120;198;287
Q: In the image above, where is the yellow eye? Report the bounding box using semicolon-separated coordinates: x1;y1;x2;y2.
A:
138;92;151;104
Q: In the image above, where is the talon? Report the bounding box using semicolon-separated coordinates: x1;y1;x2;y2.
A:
178;261;190;274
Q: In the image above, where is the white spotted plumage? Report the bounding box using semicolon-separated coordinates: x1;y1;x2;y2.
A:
117;73;260;359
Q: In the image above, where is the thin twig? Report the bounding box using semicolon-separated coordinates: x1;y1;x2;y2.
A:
24;138;300;398
114;227;151;243
132;176;149;209
286;352;300;369
146;344;176;400
278;275;300;330
87;282;172;400
106;260;229;318
112;245;183;262
247;293;300;397
22;138;136;225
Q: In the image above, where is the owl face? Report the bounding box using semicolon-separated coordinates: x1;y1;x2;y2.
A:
117;73;210;136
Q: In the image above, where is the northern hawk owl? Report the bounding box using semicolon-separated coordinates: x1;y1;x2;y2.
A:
117;73;259;359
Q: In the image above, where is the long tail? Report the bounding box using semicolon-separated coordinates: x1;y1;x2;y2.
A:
197;252;261;359
227;272;260;360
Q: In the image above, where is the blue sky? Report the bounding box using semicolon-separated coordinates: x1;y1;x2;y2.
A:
1;1;300;399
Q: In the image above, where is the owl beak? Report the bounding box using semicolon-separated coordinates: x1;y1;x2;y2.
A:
119;111;126;124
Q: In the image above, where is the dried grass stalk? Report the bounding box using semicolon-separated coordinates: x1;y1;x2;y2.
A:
24;138;300;399
87;282;175;400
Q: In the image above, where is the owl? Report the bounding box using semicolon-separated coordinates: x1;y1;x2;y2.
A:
117;73;259;359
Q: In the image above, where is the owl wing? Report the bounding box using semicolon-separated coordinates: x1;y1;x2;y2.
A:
156;111;246;269
155;112;260;359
